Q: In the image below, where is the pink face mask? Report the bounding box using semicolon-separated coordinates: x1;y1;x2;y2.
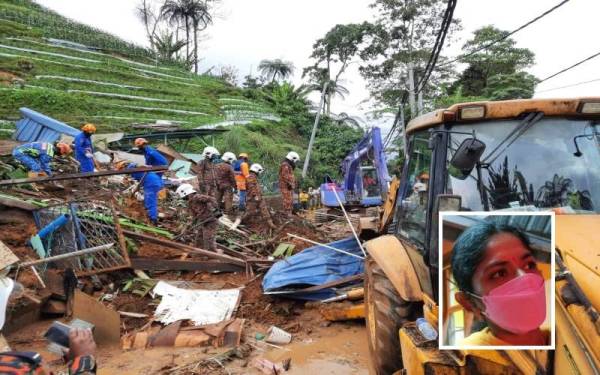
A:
471;273;546;335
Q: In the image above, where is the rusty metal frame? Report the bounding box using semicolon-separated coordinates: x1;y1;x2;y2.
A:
32;198;132;276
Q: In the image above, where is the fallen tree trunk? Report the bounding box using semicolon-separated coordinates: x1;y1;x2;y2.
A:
123;229;246;267
0;166;168;186
131;258;244;272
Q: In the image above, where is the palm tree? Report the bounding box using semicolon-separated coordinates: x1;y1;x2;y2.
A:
307;80;350;115
536;174;573;207
154;31;187;61
161;0;190;60
258;59;295;83
188;0;212;73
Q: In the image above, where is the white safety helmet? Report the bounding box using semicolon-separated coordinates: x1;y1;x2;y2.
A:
222;152;237;164
176;183;196;198
286;151;300;163
203;146;220;159
250;163;264;174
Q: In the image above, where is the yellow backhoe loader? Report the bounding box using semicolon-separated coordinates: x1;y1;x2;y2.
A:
363;98;600;374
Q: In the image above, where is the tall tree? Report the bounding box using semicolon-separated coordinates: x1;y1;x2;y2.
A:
136;0;164;52
452;26;536;97
359;0;461;110
304;22;376;115
188;0;213;73
153;30;187;60
161;0;191;60
258;59;295;83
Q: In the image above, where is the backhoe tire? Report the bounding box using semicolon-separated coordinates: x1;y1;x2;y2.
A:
365;257;420;375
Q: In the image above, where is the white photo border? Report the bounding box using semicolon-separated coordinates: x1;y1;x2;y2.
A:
438;211;556;351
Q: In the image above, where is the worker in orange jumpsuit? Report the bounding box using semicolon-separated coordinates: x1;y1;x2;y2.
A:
233;152;250;211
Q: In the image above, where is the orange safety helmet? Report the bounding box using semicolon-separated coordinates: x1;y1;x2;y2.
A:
238;152;249;159
81;123;97;133
55;142;72;155
134;138;148;147
115;160;130;170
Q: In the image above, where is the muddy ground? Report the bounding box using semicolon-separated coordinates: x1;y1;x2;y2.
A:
0;186;370;374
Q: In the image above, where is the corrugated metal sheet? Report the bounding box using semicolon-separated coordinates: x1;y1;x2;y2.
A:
12;108;79;142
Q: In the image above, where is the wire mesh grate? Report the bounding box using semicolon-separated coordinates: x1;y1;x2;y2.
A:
33;200;130;276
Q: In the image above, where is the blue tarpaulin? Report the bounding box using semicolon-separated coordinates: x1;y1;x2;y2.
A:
262;236;364;300
13;108;79;142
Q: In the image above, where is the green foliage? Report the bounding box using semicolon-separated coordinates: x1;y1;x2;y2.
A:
0;19;42;38
359;0;461;108
258;59;295;83
452;26;536;98
484;72;537;100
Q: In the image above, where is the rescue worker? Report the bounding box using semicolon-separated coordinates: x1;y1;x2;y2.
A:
215;152;237;215
279;151;300;215
134;138;168;175
198;146;220;197
233;153;250;211
12;141;72;177
176;183;221;253
243;163;276;229
0;277;97;374
74;124;96;173
128;163;163;225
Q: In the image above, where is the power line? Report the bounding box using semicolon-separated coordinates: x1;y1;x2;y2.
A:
539;50;600;83
441;0;570;67
536;77;600;93
384;0;457;150
416;0;457;93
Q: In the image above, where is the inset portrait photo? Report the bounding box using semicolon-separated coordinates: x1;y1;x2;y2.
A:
439;212;555;350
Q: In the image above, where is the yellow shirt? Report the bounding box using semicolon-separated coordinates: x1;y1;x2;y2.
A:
460;327;550;347
299;192;309;202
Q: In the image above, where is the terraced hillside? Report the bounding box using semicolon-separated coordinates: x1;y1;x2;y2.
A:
0;0;363;187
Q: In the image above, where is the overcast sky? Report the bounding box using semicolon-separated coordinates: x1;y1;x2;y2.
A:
34;0;600;126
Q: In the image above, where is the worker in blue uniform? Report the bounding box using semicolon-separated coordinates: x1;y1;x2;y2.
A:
128;163;163;225
134;138;168;175
74;123;97;173
12;141;72;177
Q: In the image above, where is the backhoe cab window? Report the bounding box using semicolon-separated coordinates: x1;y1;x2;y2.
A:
396;132;432;247
447;118;600;212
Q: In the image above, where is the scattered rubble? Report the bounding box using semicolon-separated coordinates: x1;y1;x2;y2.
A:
0;115;370;373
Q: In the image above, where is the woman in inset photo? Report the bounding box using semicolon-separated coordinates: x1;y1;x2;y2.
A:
451;222;549;347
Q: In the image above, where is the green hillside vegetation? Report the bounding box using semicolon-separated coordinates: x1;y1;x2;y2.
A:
0;0;362;188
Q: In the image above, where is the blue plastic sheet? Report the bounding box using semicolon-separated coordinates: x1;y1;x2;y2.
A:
262;236;364;300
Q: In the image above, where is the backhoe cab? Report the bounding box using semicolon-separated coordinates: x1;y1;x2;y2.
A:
364;98;600;374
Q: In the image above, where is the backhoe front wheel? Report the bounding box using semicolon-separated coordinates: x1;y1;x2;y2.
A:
365;257;420;375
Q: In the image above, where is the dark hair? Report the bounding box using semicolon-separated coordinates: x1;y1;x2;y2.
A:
450;222;531;293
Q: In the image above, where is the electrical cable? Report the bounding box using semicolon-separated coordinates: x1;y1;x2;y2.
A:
536;77;600;93
539;50;600;83
441;0;570;67
384;0;456;149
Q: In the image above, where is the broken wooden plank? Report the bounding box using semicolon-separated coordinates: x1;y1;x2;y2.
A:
0;194;38;211
0;166;168;186
123;230;246;267
73;290;120;345
320;303;365;321
131;258;244;272
224;318;245;347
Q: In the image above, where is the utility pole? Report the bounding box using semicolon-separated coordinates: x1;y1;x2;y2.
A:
407;62;417;117
302;81;329;179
